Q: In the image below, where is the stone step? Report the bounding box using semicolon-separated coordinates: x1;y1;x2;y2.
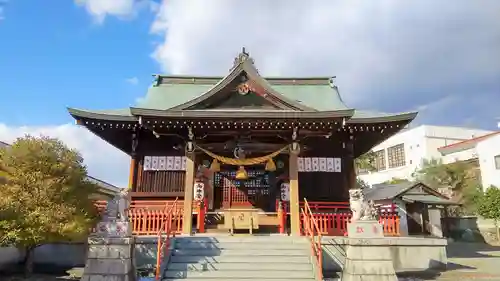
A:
175;241;308;250
172;248;309;256
163;270;314;279
174;236;307;244
170;255;311;264
167;261;313;271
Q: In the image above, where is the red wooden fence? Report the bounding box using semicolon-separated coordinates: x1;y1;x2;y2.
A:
94;200;205;235
94;199;400;236
280;201;400;236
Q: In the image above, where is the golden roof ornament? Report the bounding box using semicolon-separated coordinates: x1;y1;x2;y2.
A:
152;74;161;87
328;76;337;89
232;47;255;69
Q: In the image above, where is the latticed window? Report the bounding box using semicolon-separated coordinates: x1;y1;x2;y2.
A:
387;144;405;168
495;155;500;170
374;149;386;171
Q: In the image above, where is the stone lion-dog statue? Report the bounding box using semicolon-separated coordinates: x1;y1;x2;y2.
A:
348;189;378;221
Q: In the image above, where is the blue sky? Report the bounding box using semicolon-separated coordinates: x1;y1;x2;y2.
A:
0;0;156;126
0;0;499;186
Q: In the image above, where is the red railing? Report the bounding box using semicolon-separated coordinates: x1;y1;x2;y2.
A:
301;199;322;281
155;198;179;280
94;199;399;237
379;213;400;236
280;201;400;236
94;199;207;235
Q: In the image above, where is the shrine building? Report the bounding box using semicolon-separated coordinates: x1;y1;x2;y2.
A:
68;49;417;235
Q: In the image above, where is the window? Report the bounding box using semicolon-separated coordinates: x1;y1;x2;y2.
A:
495;155;500;170
374;149;386;171
387;144;406;168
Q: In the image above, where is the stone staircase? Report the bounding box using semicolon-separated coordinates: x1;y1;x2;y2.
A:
162;235;318;281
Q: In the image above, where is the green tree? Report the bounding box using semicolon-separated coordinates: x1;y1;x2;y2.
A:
477;186;500;241
384;178;410;184
413;158;481;215
356;178;370;189
355;151;376;173
0;135;100;275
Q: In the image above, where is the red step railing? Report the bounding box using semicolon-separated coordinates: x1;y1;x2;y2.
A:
301;199;323;281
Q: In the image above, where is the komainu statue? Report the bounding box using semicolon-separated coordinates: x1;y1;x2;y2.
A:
103;189;130;222
117;189;130;222
349;189;378;221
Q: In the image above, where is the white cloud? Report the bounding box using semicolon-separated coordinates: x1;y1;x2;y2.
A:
149;0;500;113
75;0;146;23
126;76;139;85
0;123;129;187
0;1;6;21
73;0;500;130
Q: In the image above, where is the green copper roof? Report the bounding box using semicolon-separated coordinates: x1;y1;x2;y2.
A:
136;81;349;112
136;83;215;110
271;84;348;111
349;110;417;123
67;49;417;123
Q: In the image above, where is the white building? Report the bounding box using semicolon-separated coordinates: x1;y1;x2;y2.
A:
438;131;500;189
358;125;493;185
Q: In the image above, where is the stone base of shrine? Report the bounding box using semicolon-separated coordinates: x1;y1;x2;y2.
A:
81;237;136;281
342;220;398;281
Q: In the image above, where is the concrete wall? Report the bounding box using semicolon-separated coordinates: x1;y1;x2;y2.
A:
322;236;447;273
443;216;498;233
0;247;23;271
477;134;500;189
359;125;492;185
0;238;158;273
0;243;86;271
441;147;478;164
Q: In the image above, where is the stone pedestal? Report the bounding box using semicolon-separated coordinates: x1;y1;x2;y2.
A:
81;237;136;281
94;221;133;237
342;220;398;281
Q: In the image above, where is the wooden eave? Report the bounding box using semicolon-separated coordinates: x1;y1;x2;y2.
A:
68;108;137;122
130;107;354;119
167;59;316;112
348;112;418;124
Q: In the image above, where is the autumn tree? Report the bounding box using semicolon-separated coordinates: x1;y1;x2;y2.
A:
413;158;482;215
477;186;500;241
0;135;100;275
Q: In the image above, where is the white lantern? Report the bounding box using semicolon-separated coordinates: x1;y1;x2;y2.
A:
194;182;205;202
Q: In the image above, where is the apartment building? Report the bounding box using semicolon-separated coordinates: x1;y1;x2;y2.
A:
358;125;493;186
438;131;500;189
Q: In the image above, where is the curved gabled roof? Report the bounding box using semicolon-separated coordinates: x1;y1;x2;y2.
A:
67;48;417;125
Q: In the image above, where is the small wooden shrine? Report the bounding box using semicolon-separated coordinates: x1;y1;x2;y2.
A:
68;48;417;235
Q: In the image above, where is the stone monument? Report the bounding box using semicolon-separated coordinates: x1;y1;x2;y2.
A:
342;188;398;281
81;189;137;281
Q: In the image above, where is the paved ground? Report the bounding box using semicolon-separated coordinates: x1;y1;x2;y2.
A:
402;242;500;280
3;242;500;281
